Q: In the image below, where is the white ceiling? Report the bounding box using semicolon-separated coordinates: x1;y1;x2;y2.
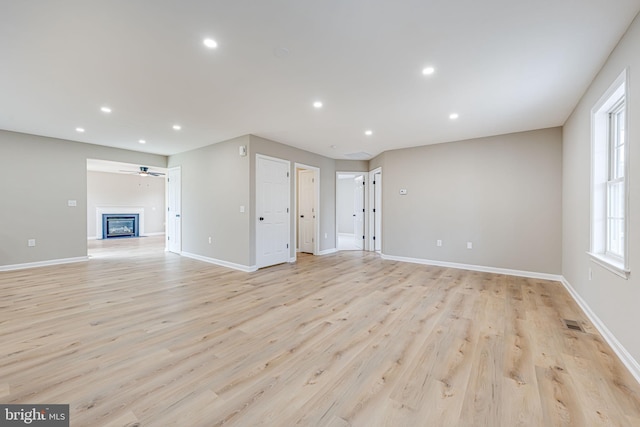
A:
2;1;639;160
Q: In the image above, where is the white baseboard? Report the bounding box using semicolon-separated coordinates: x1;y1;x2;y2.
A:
143;232;165;237
318;248;338;256
380;253;563;282
181;252;257;273
560;277;640;384
0;256;89;272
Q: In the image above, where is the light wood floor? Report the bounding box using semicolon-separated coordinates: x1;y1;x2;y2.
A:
2;236;640;426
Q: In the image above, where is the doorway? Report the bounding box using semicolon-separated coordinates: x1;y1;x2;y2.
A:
86;159;167;258
336;172;366;251
295;164;320;256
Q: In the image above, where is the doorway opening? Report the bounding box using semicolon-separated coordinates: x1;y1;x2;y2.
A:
295;163;320;257
86;159;167;258
336;172;367;251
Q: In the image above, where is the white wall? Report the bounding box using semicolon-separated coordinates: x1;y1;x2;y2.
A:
371;127;563;275
563;13;640;366
87;171;166;238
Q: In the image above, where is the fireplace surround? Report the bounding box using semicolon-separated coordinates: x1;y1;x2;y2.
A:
102;213;140;239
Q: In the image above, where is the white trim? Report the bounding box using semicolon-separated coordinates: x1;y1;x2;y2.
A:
369;167;382;252
0;256;89;271
181;252;257;273
95;206;145;239
318;248;338;256
587;251;630;279
380;253;563;281
590;69;630;272
560;277;640;384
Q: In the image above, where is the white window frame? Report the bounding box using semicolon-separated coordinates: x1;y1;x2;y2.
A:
589;69;630;279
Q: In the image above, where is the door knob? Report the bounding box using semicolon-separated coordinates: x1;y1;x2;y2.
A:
300;215;304;218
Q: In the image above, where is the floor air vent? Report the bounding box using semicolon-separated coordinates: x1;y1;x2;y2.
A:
564;319;585;332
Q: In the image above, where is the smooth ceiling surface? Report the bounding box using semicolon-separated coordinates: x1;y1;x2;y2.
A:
1;0;639;159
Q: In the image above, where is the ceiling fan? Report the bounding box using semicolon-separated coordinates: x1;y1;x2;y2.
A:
119;166;165;177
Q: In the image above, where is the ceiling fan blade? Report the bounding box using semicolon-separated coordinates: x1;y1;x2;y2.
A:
149;172;165;176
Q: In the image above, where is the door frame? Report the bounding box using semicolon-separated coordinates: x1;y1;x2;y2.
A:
369;167;382;252
294;163;320;261
336;171;369;251
166;166;182;253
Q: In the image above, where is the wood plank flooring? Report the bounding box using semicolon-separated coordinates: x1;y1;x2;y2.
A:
1;236;640;426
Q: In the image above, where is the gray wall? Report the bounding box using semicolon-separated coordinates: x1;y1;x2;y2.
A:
563;13;640;362
167;135;251;266
87;171;166;238
167;134;368;268
372;128;563;274
0;130;166;267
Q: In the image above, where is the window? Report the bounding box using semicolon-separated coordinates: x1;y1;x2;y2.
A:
590;70;629;278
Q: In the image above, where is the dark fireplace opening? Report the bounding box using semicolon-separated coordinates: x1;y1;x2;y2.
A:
102;214;139;239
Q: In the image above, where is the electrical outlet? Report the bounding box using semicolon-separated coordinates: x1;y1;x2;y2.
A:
467;242;473;249
324;233;328;239
436;240;442;247
588;268;593;281
208;236;212;244
28;239;36;247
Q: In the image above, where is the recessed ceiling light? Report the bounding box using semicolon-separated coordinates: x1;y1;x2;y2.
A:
203;38;218;49
449;113;459;120
364;130;373;136
313;101;323;109
75;127;85;133
422;66;435;76
139;139;146;144
172;124;181;130
100;106;111;113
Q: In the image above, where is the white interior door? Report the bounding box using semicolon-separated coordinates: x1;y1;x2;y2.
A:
353;175;365;249
372;169;382;252
298;169;315;254
167;167;181;253
256;155;290;268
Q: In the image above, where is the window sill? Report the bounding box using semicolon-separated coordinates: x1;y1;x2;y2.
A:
587;252;630;279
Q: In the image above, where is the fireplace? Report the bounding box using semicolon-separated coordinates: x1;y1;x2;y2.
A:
102;214;139;239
